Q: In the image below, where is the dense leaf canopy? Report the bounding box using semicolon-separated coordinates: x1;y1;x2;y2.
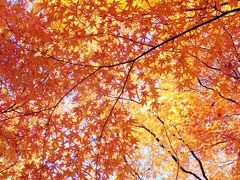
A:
0;0;240;179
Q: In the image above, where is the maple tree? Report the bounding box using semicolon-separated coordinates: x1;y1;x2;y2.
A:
0;0;240;179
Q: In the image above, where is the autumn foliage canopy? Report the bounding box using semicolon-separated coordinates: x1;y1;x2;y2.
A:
0;0;240;179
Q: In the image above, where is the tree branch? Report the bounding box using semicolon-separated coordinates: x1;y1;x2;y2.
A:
123;155;142;180
138;125;202;180
106;8;240;68
198;78;238;104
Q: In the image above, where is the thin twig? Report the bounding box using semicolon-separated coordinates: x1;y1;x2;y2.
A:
138;125;202;180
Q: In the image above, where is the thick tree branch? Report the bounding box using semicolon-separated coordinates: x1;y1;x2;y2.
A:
105;8;240;68
37;8;240;72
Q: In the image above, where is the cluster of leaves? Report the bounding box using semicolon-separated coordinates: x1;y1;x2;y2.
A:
0;0;239;179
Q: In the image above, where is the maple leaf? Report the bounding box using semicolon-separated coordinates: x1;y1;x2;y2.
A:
0;0;239;179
